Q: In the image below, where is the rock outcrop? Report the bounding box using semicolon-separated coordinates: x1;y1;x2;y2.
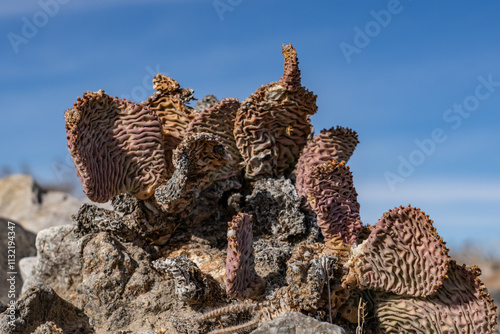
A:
0;175;81;233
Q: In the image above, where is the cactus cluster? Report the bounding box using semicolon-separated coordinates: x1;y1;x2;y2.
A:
65;44;497;333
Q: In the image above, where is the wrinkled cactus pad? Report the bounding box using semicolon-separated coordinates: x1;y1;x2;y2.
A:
304;160;363;245
295;126;359;198
234;43;317;180
226;213;266;300
154;132;228;215
375;261;498;333
145;73;195;177
347;205;450;297
186;98;242;182
65;90;166;203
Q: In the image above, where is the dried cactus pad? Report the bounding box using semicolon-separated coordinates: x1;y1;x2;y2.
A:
347;205;450;297
173;132;228;184
284;243;344;312
154;132;229;215
304;160;363;245
295;126;359;198
65;90;166;203
234;43;317;180
144;73;194;177
226;213;266;300
186;98;243;181
375;261;498;333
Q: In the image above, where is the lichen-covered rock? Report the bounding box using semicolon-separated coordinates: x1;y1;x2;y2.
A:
0;284;91;334
21;225;82;304
162;239;227;286
254;238;294;285
245;178;307;241
186;98;243;182
303;160;363;245
295;126;359;199
375;261;498;333
74;203;134;239
226;213;266;300
234;44;317;180
194;94;219;113
153;255;222;305
19;256;36;285
65;90;166;203
347;206;450;297
251;312;345;334
154;133;228;216
74;197;182;249
0;218;36;305
144;74;195;177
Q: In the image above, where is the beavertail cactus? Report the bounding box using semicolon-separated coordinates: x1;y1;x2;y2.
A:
186;98;243;182
60;43;498;334
303;160;363;245
295;126;359;198
154;132;228;215
226;213;266;300
144;73;195;177
234;43;317;180
375;261;498;333
64;90;166;203
346;205;450;297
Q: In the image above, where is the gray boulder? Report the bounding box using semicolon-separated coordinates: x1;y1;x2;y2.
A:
0;175;81;233
21;225;82;303
18;256;37;284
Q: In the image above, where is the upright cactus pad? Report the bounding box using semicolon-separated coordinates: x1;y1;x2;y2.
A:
144;74;194;177
295;126;359;198
304;160;363;245
226;213;266;300
347;206;450;297
234;43;317;180
186;98;242;182
65;90;166;203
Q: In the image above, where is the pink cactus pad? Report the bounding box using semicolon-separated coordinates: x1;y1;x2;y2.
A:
226;213;266;300
65;90;166;203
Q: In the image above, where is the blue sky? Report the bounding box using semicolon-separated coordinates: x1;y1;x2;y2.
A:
1;1;499;254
